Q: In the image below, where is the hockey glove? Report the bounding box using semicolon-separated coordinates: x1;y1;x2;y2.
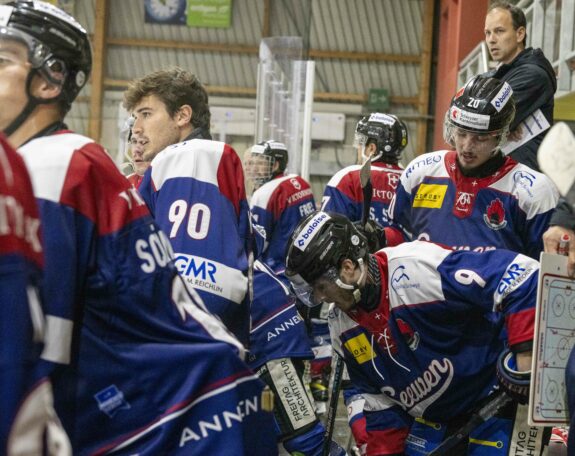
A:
353;219;386;253
496;349;531;405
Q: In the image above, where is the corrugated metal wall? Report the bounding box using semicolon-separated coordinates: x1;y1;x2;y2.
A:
66;0;430;195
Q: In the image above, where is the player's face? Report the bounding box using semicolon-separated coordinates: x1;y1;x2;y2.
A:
129;136;150;176
0;40;30;132
453;128;499;171
311;275;356;312
246;154;272;186
131;94;182;163
484;8;524;65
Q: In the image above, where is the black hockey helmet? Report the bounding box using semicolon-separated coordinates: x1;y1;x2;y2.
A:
443;75;515;147
0;1;92;133
285;211;368;307
355;112;408;164
286;211;367;282
246;140;289;188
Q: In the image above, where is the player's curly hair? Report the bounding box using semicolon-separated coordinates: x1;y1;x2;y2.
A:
123;67;211;131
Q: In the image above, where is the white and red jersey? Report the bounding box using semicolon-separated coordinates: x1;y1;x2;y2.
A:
250;173;315;272
322;162;403;226
0;134;68;454
387;150;559;258
139;139;252;344
19;130;276;455
330;242;540;455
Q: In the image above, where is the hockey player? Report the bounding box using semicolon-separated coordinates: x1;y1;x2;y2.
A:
248;259;346;455
385;75;558;258
125;134;148;188
124;69;252;345
0;134;70;454
0;2;275;454
321;114;407;450
285;211;550;455
246;140;316;272
322;112;407;227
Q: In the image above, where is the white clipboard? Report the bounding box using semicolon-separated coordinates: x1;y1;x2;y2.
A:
501;109;550;156
528;252;575;426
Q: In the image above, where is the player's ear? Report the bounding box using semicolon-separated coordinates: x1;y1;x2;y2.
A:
30;73;63;100
176;104;192;126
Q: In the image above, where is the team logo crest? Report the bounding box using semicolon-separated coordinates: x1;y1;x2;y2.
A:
483;198;507;230
396;318;420;351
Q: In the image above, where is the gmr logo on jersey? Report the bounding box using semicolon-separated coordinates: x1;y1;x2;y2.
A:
295;212;330;251
496;260;536;302
491;82;513;112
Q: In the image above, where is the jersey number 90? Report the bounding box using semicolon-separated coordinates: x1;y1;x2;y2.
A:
168;200;211;240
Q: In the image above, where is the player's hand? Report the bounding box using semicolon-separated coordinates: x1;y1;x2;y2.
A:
354;219;386;253
543;225;575;277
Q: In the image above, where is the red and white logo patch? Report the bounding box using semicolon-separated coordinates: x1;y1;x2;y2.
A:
483;198;507;230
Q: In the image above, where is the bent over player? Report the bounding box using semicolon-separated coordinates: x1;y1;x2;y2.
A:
285;211;550;455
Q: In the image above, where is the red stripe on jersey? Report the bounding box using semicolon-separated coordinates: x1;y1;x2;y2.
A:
506;307;535;348
216;144;246;217
0;135;43;267
366;427;409;455
60;142;150;235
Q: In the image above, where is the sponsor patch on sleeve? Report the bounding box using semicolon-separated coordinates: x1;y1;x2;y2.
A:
413;184;448;209
344;333;376;364
493;255;538;310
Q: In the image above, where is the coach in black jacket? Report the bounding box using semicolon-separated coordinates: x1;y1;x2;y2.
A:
484;1;556;171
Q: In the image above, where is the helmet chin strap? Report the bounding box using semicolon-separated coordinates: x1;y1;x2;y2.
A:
3;69;61;137
334;258;366;303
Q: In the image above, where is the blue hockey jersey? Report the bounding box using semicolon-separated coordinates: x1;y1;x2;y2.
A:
388;150;558;258
139;139;252;344
19;131;276;455
329;241;539;455
322;162;403;226
247;260;313;370
0;134;68;454
250;174;315;272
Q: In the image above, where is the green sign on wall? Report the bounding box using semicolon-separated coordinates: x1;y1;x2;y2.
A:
367;88;390;110
187;0;232;28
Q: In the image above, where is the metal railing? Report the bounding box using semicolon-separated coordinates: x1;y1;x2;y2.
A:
458;0;575;97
